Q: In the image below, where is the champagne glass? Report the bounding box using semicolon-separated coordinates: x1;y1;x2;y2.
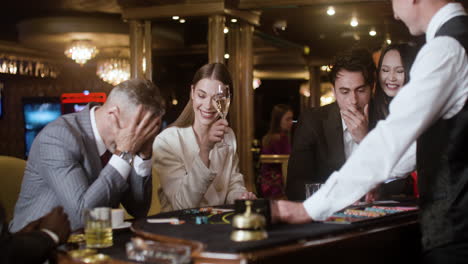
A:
212;84;231;147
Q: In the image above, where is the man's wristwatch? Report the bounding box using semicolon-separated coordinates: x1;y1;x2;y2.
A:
115;149;134;165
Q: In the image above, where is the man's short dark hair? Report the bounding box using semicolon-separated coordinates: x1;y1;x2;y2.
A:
329;48;376;86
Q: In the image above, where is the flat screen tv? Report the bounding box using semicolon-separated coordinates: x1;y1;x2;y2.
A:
22;97;61;157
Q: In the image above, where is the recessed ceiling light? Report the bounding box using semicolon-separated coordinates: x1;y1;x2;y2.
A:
172;16;179;20
327;6;336;16
224;53;230;59
224;27;229;34
369;28;377;36
179;19;186;23
350;17;359;27
231;18;238;23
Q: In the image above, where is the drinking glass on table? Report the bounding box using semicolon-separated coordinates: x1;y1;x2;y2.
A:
84;207;113;248
212;84;231;147
305;183;323;199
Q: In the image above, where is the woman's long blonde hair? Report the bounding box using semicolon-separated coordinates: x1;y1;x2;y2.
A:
171;63;233;128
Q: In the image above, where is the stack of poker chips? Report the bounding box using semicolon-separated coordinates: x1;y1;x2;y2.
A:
343;209;385;218
195;216;209;225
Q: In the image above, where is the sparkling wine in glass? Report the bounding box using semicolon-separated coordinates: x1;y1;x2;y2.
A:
212;84;231;146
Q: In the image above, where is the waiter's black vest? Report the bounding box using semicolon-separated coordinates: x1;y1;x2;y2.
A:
417;15;468;251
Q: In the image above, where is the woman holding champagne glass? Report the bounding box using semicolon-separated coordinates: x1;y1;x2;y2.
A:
153;63;256;212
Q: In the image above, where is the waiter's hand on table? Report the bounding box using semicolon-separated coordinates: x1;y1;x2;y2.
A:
271;200;313;224
364;187;379;203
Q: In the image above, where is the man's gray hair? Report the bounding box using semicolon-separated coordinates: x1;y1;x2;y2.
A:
108;79;165;116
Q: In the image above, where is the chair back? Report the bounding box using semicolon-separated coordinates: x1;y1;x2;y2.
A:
259;154;290;184
0;156;26;222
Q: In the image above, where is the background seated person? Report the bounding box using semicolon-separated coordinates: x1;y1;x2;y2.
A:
153;63;256;212
258;104;293;199
1;204;70;264
11;79;165;232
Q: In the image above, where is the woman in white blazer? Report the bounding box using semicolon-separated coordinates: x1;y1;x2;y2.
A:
153;63;256;212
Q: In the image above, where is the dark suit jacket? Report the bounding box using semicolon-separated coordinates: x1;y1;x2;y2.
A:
1;204;56;264
286;102;414;201
11;103;152;232
286;103;345;201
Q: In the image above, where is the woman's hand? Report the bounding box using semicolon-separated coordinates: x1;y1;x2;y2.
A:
237;191;257;200
199;119;229;167
200;119;229;152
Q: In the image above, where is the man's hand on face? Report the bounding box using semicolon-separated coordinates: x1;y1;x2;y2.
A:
39;207;71;244
138;115;162;159
111;105;161;155
270;200;313;224
341;104;369;143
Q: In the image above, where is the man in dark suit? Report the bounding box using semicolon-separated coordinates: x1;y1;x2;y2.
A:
11;79;165;232
286;48;375;201
1;204;70;264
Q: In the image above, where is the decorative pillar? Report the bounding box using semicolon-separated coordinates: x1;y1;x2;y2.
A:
227;21;255;192
144;21;152;81
208;14;226;63
129;20;144;79
308;65;321;108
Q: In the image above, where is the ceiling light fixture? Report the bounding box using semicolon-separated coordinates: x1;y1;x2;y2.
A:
350;17;359;27
179;19;186;23
369;28;377;36
327;6;336;16
172;16;179;20
231;18;238;23
224;27;229;34
224;53;230;59
64;40;98;66
96;57;130;86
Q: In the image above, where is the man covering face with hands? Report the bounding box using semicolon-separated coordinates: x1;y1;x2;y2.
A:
11;79;165;232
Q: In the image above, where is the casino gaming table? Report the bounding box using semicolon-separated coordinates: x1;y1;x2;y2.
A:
95;203;421;264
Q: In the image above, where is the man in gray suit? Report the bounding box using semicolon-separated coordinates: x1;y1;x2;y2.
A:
11;79;165;232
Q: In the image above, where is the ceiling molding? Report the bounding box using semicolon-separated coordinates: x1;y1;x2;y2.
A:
121;1;261;25
122;2;225;20
238;0;386;9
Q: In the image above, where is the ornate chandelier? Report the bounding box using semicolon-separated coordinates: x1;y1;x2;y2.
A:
96;58;130;86
64;40;98;66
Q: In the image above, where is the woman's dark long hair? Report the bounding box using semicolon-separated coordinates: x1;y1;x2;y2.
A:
171;63;233;128
262;104;292;147
370;44;417;128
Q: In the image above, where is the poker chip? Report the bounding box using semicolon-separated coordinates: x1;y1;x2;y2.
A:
195;216;209;224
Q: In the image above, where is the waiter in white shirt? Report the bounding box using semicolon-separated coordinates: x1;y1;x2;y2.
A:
272;0;468;263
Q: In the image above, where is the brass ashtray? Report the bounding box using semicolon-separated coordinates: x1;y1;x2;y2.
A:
68;248;97;259
82;253;110;263
68;234;85;244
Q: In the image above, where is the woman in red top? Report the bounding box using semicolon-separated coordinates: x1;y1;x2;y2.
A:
258;104;293;199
